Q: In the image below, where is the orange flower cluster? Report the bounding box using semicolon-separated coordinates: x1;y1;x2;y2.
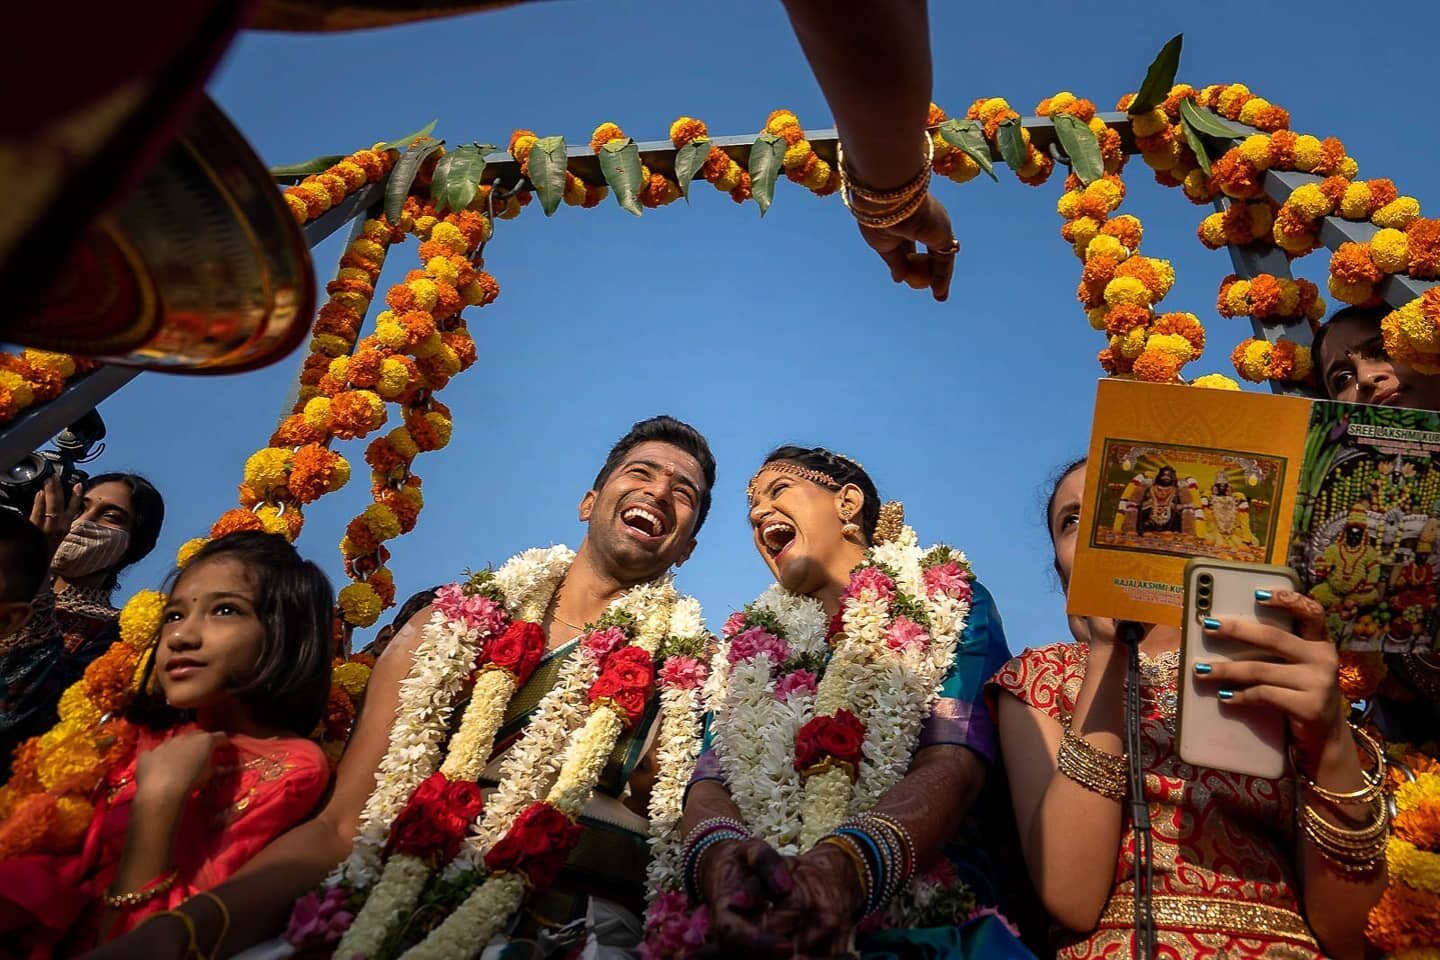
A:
283;147;398;224
509;129;608;209
1035;92;1126;177
0;350;97;425
1382;288;1440;375
669;116;752;203
589;121;682;209
1197;201;1275;250
1216;274;1324;323
1230;337;1314;384
965;97;1053;185
1117;85;1212;201
763;109;840;197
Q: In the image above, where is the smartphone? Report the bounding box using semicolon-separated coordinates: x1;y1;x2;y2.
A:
1177;558;1298;779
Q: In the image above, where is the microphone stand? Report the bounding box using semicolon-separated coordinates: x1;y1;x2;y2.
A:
1117;620;1156;960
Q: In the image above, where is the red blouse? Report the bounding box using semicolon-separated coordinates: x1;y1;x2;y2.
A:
991;642;1323;960
0;723;328;956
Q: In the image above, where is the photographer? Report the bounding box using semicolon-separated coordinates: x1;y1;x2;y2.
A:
0;473;164;782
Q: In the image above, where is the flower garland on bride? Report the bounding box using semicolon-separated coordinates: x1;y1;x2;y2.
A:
287;544;709;960
644;524;979;952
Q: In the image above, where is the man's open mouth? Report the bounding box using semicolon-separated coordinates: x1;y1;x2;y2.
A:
622;505;667;538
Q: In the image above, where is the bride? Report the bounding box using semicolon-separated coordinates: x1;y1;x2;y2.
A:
650;446;1033;959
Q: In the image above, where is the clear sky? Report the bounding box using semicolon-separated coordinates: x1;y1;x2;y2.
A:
92;0;1440;656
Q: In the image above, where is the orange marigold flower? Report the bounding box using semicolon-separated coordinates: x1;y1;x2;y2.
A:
590;122;626;154
211;509;266;539
1211;152;1265;200
1247;275;1284;318
1104;304;1151;337
329;390;386;440
344;350;383;389
1313;137;1348;177
668;116;708;148
442;330;477;371
270;413;326;447
364;437;406;474
1364;882;1440;951
1331;242;1384;285
1152;312;1206;354
730;171;753;204
345;516;380;555
1100;215;1143;251
1251;105;1289;133
1132;349;1183;383
432;281;461;320
1407;218;1440;279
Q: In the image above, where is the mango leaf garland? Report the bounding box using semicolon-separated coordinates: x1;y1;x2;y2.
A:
270;155;347;182
749;132;787;216
937;119;997;182
598;138;643;217
674;138;711;200
1128;34;1183;114
995;118;1028;171
430;143;494;215
528;136;570;217
381;119;439;152
385;138;443;223
1052;114;1104;185
1178;98;1245;139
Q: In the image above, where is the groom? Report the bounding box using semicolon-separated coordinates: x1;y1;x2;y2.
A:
90;414;717;958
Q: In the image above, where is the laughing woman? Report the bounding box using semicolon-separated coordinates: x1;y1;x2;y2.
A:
667;447;1031;959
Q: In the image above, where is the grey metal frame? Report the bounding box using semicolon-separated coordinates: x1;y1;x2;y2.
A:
3;106;1427;467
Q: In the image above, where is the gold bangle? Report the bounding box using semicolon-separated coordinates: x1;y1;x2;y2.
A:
1056;725;1128;801
1293;722;1387;805
837;135;934;204
195;890;231;957
140;909;200;957
103;869;178;908
1299;796;1389;875
818;834;872;906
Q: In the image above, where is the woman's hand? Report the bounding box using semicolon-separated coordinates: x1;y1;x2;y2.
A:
857;193;957;302
700;837;795;955
135;730;228;805
1194;590;1348;769
759;844;862;959
29;475;82;558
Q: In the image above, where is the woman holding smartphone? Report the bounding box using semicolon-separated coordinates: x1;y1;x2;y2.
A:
988;458;1387;959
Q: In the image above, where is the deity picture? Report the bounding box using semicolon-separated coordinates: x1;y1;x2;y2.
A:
1090;438;1286;564
1289;403;1440;654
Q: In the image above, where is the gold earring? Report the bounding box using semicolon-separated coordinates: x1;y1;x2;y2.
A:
840;506;859;539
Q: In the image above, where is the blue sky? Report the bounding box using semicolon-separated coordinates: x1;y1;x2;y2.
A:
95;0;1440;655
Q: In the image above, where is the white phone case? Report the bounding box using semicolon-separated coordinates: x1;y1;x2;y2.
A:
1177;559;1297;779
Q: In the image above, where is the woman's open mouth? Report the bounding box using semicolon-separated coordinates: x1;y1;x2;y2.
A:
761;520;797;559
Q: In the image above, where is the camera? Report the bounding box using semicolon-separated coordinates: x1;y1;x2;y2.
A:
0;410;107;515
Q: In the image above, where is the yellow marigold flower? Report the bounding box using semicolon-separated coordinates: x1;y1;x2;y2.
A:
310;334;350;358
1237;135;1272;169
1328;275;1374;306
38;740;101;791
23;350;76;379
1084;179;1123;213
1131;109;1169;138
1276;280;1301;317
1216;83;1251;117
1341;182;1373;220
303;396;332;431
1225;280;1252;315
1049;92;1077;114
1057;191;1082;219
176;537;209;569
377;358;411;399
375;317;409;350
255;504;295;540
1192;373;1241;390
423;412;453;449
1292;135;1323;172
802;158;832;191
1371;228;1410;274
1088;116;1107;136
243;448;293;497
412;215;438;238
1392;299;1440;352
1146;332;1194;364
1199;214;1227;249
58;683;100;728
1374;197;1421;229
0;371;33;409
119;590;167;648
1292;344;1314;380
1242;340;1272;380
336;267;371;285
333;661;372;698
406;279;438;312
1339;157;1359;179
339;535;365;560
325;357;349;384
1086;307;1109;331
1105;276;1151;308
1305;296;1328;322
429;221;467;256
387;426;420;460
1182;169;1211;202
1237;98;1270;126
563;175;588;206
782;139;812;169
350;238;385;262
765;111;800;136
714;164;742;191
339;582;383;628
296;181;332;211
1141;147;1179;172
425;256;460;286
1248;204;1274;238
1117;326;1148;359
1290;184;1330;221
977;98;1011;123
510;132;538;162
1070;216;1101;249
411;332;443;360
54;795;94;845
284;193;309;222
1148;258;1176;298
1087;235;1128;263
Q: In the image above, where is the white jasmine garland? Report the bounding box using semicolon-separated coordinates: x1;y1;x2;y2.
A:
644;685;704;898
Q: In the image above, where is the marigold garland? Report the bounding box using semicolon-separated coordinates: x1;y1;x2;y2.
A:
0;350;98;425
283;147;399;225
1216;274;1325;323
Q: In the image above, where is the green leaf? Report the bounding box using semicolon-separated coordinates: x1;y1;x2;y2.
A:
995;118;1027;171
380;120;438;152
1178;98;1245;139
430;143;493;215
527;135;569;217
1128;34;1183;114
937;119;996;182
748;133;787;216
384;137;442;224
1052;113;1105;185
269;154;347;181
674;138;712;200
1180;117;1213;176
598;138;643;217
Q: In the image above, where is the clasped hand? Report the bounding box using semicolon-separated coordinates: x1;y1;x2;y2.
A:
701;837;864;959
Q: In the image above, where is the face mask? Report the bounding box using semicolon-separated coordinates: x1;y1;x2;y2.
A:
51;520;131;578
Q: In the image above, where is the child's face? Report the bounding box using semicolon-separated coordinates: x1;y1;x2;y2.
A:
1321;314;1440;409
157;557;264;711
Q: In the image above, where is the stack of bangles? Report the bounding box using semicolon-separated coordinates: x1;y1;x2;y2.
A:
818;812;917;918
681;817;752;901
1056;723;1128;801
1294;722;1390;877
838;135;941;234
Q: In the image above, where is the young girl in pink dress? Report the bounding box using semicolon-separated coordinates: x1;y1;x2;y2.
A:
0;532;335;957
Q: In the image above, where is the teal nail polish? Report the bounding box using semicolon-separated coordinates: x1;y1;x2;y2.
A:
1194;662;1213;675
1255;589;1273;601
1217;688;1234;701
1202;617;1221;630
